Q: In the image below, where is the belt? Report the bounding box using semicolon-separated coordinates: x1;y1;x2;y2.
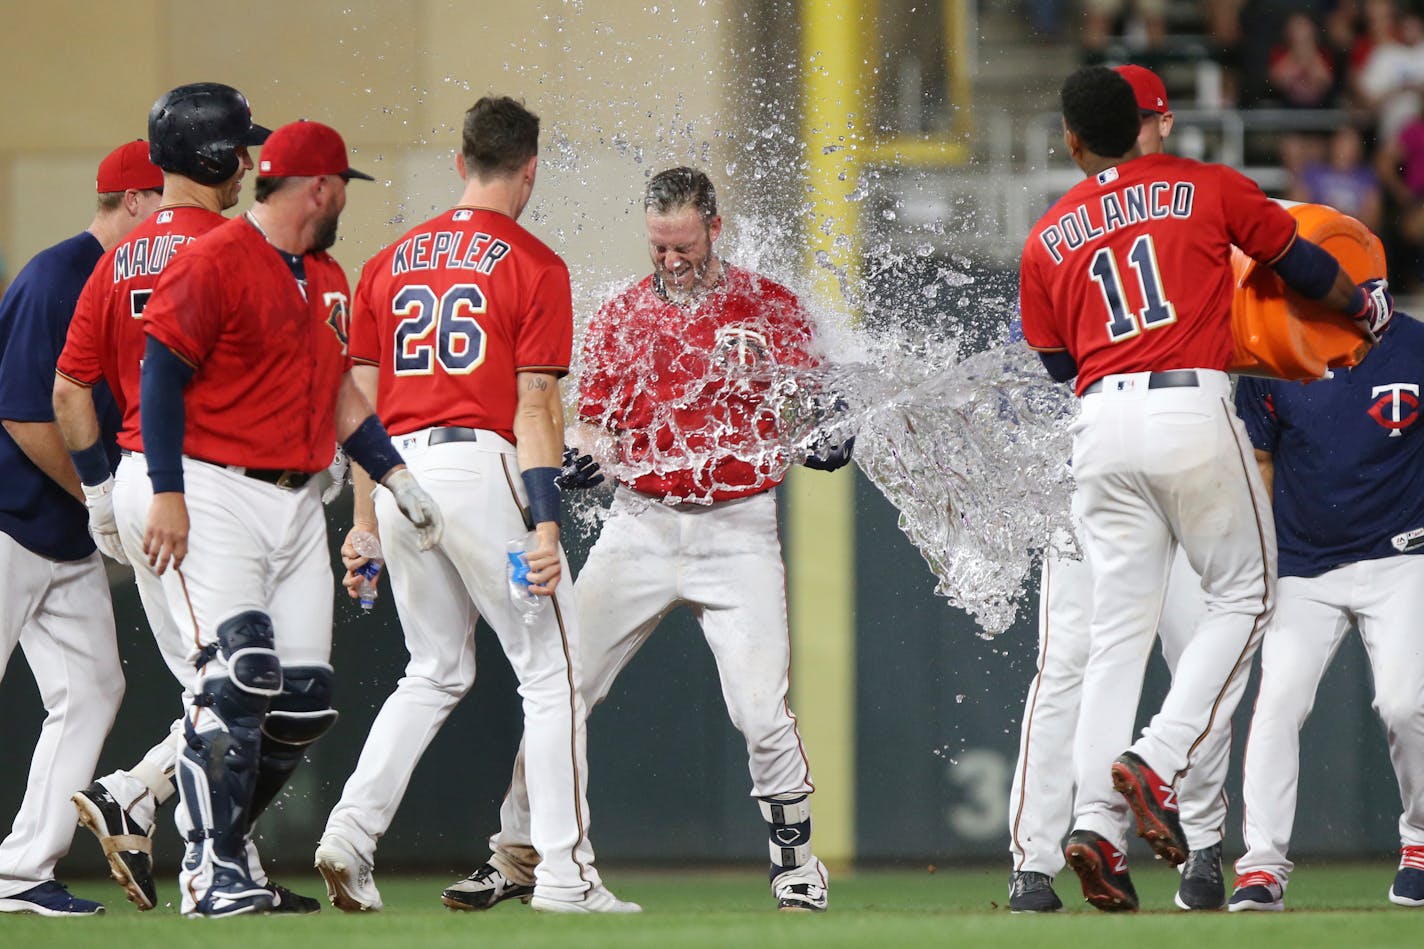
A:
427;426;480;446
1082;369;1199;395
191;456;313;490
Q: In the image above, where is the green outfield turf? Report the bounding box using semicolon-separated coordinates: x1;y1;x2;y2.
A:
3;864;1420;949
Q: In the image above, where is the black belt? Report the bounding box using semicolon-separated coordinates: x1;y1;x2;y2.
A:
1082;369;1199;395
427;426;480;446
192;456;313;490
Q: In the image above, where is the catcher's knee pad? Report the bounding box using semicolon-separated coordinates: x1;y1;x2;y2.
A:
252;665;338;820
759;793;813;871
217;610;282;698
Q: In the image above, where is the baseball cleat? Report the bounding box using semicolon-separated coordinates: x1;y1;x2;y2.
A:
266;882;322;914
1174;843;1225;910
1227;870;1284;912
441;863;534;911
314;833;383;912
1008;870;1063;913
0;881;104;916
1111;751;1188;866
1389;846;1424;907
774;880;828;913
530;884;642;914
72;780;157;911
1064;829;1138;912
183;864;273;919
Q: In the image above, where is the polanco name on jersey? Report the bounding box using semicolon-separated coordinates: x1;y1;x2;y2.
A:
1040;179;1196;265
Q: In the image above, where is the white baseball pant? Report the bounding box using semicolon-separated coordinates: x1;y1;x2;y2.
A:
321;429;599;902
489;487;816;875
0;535;123;896
1010;534;1230;875
1236;554;1424;885
1069;370;1274;850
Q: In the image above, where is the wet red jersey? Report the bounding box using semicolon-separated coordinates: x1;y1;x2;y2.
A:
1020;153;1298;394
142;215;352;472
579;264;818;503
348;207;573;442
57;206;226;451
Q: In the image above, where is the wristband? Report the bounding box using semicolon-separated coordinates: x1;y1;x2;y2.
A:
342;414;403;484
521;466;562;525
70;440;112;486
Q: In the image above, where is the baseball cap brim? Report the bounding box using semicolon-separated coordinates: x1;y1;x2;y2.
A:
342;167;375;181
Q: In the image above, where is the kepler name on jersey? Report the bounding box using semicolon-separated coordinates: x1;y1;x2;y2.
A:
390;224;511;277
1039;177;1196;265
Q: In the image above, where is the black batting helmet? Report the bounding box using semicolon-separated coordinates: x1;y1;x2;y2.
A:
148;83;271;185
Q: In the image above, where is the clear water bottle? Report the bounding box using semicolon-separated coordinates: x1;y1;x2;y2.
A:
350;530;384;612
505;535;545;626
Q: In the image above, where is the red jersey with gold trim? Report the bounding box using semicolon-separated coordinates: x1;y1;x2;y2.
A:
348;207;573;442
57;205;226;452
142;215;352;472
579;264;818;503
1020;153;1297;394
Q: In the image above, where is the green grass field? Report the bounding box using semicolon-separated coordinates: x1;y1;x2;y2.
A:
5;864;1421;949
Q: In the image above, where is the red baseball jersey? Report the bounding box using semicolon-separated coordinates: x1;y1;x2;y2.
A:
1020;152;1298;394
57;206;226;451
348;206;573;442
579;264;818;503
142;216;352;472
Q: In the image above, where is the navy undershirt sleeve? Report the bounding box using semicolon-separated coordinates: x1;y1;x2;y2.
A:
1270;238;1340;301
1038;349;1079;383
140;336;194;493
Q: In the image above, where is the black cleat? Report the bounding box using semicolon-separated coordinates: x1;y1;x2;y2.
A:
72;781;156;911
441;863;535;911
1111;751;1188;866
1064;829;1138;912
1009;870;1063;913
1175;843;1226;910
268;882;322;914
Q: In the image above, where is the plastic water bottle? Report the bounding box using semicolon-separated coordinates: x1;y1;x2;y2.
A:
505;536;545;625
351;530;383;612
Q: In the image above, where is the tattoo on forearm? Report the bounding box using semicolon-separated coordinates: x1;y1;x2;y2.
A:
527;377;549;391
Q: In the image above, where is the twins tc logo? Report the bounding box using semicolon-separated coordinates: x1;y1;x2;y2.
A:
712;325;771;369
1368;383;1420;437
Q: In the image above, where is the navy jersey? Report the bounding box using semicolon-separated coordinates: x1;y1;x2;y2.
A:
0;231;121;561
1235;313;1424;578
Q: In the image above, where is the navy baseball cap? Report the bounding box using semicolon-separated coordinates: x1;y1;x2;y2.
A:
258;120;374;181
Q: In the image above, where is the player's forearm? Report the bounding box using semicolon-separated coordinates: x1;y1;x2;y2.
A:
52;375;102;451
513;374;565;471
1;419;84;502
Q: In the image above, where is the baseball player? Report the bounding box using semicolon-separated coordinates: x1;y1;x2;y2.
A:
1228;313;1424;911
0;141;162;916
138;119;442;918
315;95;635;916
1009;64;1234;914
445;166;853;914
1019;66;1392;912
50;82;308;913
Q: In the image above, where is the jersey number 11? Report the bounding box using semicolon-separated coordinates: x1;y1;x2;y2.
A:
1089;235;1178;342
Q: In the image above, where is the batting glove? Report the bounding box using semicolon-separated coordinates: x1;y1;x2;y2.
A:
321;444;350;505
1352;278;1394;340
385;468;443;551
556;446;604;491
802;435;856;472
82;476;129;565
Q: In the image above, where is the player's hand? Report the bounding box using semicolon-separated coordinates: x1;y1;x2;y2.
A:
556;445;604;491
1352;278;1394;340
82;476;129;565
384;468;442;551
340;524;379;600
524;521;562;595
322;444;350;505
802;435;856;472
143;491;189;575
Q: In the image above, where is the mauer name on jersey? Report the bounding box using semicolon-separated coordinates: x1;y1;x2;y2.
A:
391;229;511;277
1039;180;1196;265
112;234;196;283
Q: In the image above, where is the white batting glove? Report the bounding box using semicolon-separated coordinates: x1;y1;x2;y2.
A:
384;468;443;551
321;444;350;505
82;476;129;565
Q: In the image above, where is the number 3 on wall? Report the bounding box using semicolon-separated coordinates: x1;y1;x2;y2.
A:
1089;234;1177;342
393;284;488;376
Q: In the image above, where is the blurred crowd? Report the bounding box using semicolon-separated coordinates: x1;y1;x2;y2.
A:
1047;0;1424;291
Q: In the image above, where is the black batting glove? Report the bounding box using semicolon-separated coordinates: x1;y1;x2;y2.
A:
556;446;605;490
802;435;856;472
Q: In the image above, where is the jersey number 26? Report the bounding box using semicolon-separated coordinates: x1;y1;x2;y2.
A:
393;283;488;376
1089;235;1178;342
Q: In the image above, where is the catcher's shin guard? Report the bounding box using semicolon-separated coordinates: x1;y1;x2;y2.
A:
759;793;813;875
251;664;338;820
178;611;282;863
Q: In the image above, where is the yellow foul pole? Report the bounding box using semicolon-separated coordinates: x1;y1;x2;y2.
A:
789;0;863;869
